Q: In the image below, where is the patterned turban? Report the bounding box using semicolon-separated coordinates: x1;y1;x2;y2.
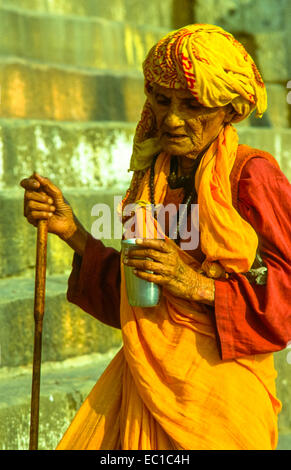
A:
130;23;267;171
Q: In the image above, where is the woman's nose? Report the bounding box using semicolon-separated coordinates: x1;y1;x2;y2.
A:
163;106;184;128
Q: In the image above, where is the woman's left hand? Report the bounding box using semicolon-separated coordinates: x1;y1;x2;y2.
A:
123;238;214;305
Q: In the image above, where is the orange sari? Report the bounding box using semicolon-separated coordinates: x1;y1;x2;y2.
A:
57;143;281;450
56;257;281;450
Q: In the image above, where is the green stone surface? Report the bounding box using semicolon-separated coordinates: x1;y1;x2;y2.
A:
0;60;144;122
0;349;290;450
0;0;174;27
0;7;169;71
0;275;122;367
0;349;120;450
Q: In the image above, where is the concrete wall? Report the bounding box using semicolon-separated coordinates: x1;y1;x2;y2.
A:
0;0;290;450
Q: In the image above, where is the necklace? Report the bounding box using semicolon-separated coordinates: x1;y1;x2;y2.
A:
150;153;203;244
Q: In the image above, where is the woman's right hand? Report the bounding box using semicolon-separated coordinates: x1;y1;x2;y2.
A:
20;172;78;241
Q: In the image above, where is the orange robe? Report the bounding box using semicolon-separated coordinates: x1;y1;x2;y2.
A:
57;149;282;450
57;252;281;450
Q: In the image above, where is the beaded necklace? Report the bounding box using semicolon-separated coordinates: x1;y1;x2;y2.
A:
149;152;204;244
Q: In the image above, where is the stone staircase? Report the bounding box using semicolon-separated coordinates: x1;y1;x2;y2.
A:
0;0;172;450
0;0;290;450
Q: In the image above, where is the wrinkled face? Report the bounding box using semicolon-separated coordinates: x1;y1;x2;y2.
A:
149;84;234;158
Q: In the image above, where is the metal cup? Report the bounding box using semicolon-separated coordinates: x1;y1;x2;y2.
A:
121;238;161;307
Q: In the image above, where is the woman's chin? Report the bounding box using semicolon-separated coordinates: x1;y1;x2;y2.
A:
161;141;200;156
161;139;191;152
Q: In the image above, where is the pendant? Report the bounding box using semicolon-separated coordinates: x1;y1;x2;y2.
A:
167;172;190;189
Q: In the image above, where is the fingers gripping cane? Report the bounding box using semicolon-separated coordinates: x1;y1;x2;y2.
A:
29;219;48;450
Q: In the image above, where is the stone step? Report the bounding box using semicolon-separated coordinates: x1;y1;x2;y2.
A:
0;119;290;191
239;82;290;127
286;5;291;78
0;187;124;278
0;348;290;449
0;6;169;71
0;119;135;190
264;84;290;129
277;434;291;450
0;349;119;450
0;0;174;28
0;274;122;368
273;348;291;440
253;32;289;84
236;127;291;179
193;0;288;34
0;58;145;121
1;2;289;84
0;58;289;125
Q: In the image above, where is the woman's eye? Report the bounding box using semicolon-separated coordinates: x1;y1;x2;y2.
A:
156;99;170;106
186;101;199;109
155;94;170;106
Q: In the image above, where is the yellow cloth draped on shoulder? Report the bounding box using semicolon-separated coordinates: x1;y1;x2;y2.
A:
56;25;281;450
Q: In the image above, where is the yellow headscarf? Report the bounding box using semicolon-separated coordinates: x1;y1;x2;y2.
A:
130;23;267;172
128;24;266;277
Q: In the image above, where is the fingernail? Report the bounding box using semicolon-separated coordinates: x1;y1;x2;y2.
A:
124;248;128;255
123;257;128;264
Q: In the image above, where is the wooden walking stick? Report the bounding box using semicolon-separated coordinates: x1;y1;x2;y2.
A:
29;219;48;450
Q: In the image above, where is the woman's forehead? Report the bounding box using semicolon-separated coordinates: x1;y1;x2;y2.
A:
153;84;195;100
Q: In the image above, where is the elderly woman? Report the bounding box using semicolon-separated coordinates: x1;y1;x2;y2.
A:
21;24;291;450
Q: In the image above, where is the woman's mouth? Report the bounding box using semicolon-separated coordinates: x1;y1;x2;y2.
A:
164;132;188;140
